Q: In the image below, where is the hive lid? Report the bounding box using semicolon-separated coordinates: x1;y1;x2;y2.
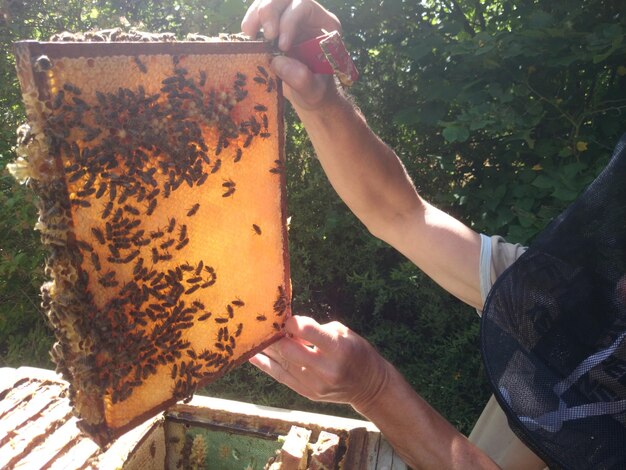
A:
11;37;290;445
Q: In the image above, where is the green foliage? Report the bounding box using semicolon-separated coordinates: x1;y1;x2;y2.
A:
338;0;626;242
1;0;624;438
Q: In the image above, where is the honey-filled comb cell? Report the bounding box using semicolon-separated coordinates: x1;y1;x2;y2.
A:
11;37;291;445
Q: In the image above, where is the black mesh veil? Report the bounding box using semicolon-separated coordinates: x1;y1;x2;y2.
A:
481;134;626;469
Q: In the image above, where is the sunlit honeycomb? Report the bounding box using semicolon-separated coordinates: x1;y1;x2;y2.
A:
12;38;290;445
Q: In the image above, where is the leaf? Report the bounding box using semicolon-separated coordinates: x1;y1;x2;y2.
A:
442;125;469;143
531;174;554;189
576;141;588;152
552;186;579;202
562;162;587;179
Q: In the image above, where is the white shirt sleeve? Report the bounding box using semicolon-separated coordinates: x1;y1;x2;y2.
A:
478;233;493;310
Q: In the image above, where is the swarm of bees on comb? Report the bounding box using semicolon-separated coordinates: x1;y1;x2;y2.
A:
10;30;291;445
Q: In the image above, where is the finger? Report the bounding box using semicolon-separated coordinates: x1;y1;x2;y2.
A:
245;0;294;41
241;0;263;37
270;55;330;104
249;352;312;397
264;335;324;372
277;0;341;51
284;315;345;352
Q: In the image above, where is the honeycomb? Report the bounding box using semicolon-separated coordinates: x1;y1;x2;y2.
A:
11;37;290;445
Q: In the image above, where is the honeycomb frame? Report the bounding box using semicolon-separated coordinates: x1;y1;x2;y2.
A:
12;39;291;445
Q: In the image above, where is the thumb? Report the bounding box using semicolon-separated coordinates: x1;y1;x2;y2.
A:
270;55;332;110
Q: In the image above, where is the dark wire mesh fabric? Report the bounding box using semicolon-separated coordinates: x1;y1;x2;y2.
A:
481;133;626;470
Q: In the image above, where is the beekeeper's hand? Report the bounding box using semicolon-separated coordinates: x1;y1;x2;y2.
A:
241;0;341;111
249;315;389;409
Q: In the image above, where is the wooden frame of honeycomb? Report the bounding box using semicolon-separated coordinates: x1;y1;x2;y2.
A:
11;38;290;445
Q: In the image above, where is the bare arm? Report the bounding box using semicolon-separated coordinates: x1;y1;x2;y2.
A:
292;84;483;308
243;0;483;308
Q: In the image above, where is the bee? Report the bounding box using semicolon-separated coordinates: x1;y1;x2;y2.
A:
91;252;102;271
260;132;271;138
197;172;208;186
162;76;179;85
252;224;262;235
128;220;141;230
178;224;187;241
234;148;243;163
151;247;159;264
83;127;101;142
151;229;164;239
128;55;147;73
257;65;269;77
225;345;233;356
124;204;140;216
232;298;245;307
254;104;268;112
160;239;175;250
226;304;234;318
272;322;282;331
34;55;52;72
211;159;221;174
215;342;225;351
95;182;107;199
187;204;200;217
187;276;202;284
167;218;177;233
267;78;276;93
234;86;248;102
175;238;189;250
199;70;207;87
71;198;91;208
68;168;86;183
112;208;124;223
235;323;243;337
243;134;254;148
256;314;267;321
222;179;236;197
133;257;144;275
146;198;157;216
215;317;228;324
108;244;121;258
99;271;118;287
198;312;212;321
92;227;106;245
147;188;160;200
51;90;65;110
72;96;88;108
253;75;267;85
236;71;247;81
185;285;200;295
63;82;82;95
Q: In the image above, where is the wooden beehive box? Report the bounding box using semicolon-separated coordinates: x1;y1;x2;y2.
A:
0;367;407;469
11;37;290;445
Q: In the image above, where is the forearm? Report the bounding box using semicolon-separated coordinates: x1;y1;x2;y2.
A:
292;86;483;308
292;84;425;242
353;361;500;470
